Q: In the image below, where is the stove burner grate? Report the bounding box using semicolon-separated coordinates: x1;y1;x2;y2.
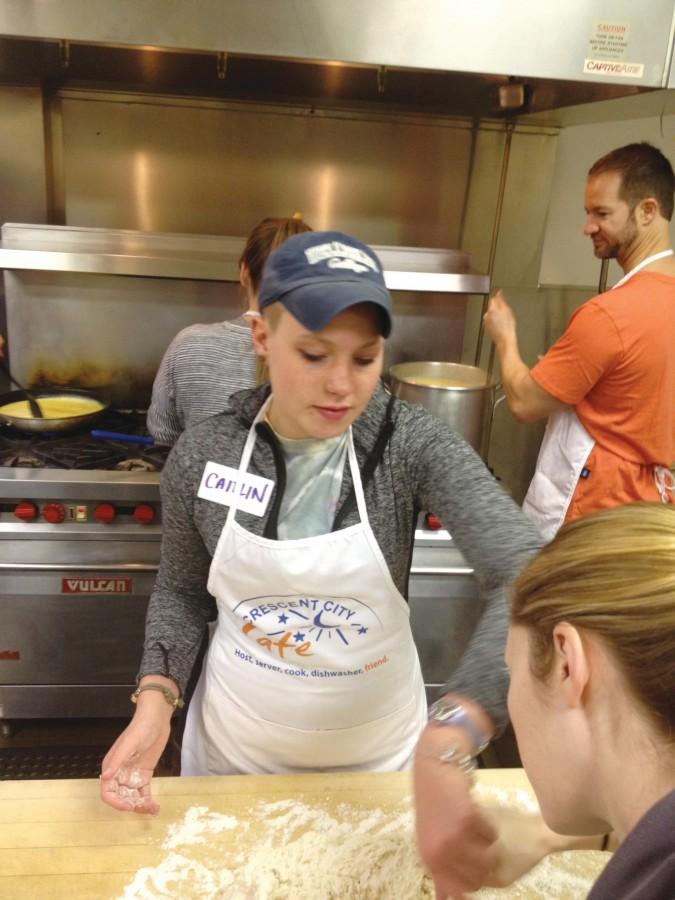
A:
0;411;170;472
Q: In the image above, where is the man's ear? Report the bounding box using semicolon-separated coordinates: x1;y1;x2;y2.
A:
551;623;590;709
250;314;269;356
636;197;659;225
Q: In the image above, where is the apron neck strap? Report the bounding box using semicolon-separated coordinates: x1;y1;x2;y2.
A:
612;249;674;290
224;395;272;528
332;392;396;532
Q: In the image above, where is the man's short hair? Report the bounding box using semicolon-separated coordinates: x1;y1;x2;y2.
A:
588;142;675;221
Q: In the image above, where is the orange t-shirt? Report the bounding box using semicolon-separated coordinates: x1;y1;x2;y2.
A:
530;271;675;516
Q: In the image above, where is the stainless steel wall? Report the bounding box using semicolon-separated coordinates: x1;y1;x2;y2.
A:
0;86;50;374
56;90;474;246
0;86;48;227
21;89;480;402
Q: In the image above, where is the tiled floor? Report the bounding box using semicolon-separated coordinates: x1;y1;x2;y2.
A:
0;717;179;780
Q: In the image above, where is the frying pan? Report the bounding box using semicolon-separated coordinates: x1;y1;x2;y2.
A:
0;387;110;434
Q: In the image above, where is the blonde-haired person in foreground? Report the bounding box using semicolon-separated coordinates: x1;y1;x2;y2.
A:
416;502;675;899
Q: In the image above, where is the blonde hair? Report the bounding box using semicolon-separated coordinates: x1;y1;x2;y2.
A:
511;503;675;739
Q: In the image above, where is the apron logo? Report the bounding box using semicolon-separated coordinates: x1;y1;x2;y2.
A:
234;594;381;662
242;621;312;658
198;462;274;517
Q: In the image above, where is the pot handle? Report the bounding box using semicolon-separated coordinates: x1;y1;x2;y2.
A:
481;384;506;462
90;429;154;445
492;383;507;415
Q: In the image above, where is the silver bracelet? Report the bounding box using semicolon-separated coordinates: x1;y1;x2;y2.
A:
416;743;478;778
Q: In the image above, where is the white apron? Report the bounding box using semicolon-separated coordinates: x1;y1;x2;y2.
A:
181;398;427;775
522;249;675;541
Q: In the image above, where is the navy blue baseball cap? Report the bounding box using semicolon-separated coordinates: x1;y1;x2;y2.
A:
258;230;393;337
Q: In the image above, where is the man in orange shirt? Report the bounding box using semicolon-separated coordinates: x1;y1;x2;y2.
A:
484;142;675;540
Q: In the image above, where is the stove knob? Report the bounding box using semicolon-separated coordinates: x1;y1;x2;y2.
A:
14;501;38;522
94;503;116;524
43;502;66;524
133;504;155;525
425;512;442;530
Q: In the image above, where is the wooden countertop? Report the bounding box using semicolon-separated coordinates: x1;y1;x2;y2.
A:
0;769;605;899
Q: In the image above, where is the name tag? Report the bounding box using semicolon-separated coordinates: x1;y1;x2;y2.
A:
198;462;274;517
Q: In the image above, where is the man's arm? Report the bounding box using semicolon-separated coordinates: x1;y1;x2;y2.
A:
483;291;566;423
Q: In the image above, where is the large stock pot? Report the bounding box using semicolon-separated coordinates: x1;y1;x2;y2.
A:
389;361;499;459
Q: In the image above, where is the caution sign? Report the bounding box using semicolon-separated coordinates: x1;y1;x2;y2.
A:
585;20;644;80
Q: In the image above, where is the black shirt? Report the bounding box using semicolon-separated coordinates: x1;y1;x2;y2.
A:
588;790;675;900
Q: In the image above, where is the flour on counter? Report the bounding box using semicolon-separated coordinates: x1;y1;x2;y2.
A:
119;786;608;899
120;851;234;899
163;805;238;849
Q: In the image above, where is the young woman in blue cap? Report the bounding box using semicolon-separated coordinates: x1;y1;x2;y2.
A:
147;214;311;445
101;230;541;887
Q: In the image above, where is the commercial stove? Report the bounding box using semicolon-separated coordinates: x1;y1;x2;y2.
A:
0;411;169;721
0;412;480;723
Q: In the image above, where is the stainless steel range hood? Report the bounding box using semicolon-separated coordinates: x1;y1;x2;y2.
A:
1;0;673;86
0;1;673;117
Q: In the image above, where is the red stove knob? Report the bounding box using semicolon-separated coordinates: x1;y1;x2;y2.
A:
14;501;38;521
425;512;442;530
133;504;155;525
43;502;66;524
94;503;116;524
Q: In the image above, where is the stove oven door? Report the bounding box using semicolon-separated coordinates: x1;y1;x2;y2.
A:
0;539;158;719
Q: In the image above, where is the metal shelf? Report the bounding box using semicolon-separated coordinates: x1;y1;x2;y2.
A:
0;224;489;293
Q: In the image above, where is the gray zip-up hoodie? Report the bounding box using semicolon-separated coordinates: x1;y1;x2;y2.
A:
140;382;542;731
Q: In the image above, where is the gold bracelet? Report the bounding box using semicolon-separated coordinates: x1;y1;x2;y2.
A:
130;682;184;709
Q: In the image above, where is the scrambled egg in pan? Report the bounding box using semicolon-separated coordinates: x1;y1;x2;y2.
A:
0;396;104;419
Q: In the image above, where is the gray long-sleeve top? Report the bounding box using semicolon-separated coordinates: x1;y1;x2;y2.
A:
146;319;256;445
140;382;543;731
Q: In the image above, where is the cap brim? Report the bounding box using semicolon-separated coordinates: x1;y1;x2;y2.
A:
280;281;392;337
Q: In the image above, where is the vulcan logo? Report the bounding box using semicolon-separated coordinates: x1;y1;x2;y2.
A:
62;577;132;594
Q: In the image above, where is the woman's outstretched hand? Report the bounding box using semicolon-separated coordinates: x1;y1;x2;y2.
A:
100;689;175;814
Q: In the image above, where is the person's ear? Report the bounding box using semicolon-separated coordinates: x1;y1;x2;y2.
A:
250;314;269;357
636;197;659;225
551;623;590;709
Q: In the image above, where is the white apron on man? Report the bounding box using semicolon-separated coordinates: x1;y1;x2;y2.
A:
522;249;675;541
181;398;427;775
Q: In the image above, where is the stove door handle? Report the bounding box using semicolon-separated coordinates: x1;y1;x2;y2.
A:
409;566;474;575
0;562;159;571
